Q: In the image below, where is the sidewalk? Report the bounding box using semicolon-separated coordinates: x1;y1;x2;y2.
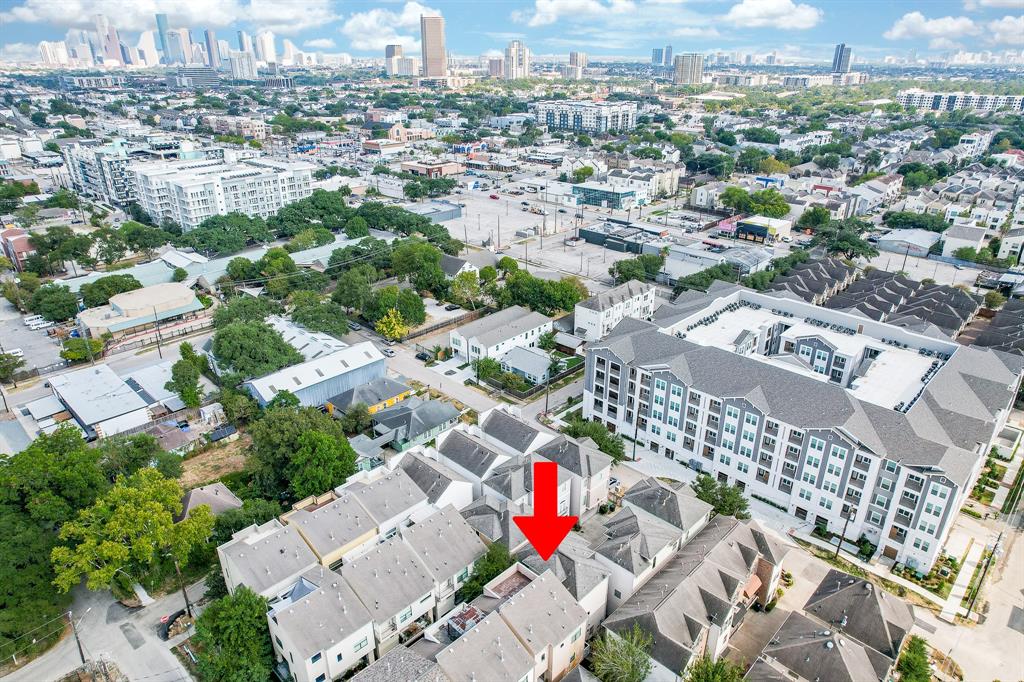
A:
939;542;983;622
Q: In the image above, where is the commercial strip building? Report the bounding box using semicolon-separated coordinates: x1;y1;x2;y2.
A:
77;281;205;338
132;156;315;231
529;100;638;133
584;283;1022;573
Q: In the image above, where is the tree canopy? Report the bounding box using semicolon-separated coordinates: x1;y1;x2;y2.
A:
80;274;142;308
591;624;653;682
193;587;273;682
211;321;303;379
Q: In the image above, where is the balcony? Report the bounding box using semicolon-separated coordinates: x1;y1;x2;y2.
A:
888;527;907;543
899;494;918;510
853;458;870;473
892;512;911;528
904;477;924;494
845;490;861;504
687;408;700;419
765;423;779;437
702;445;714;460
756;471;770;484
779;479;793;494
758;453;773;466
707;415;720;427
639;390;651;403
788;432;804;445
685;424;697;437
708;402;721;414
848;476;865;490
784;448;801;463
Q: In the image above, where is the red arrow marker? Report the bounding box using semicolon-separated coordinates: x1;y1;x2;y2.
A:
514;461;577;561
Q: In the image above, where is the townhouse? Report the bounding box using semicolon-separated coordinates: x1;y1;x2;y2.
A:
574;280;658;342
449;306;553;363
583;285;1022;572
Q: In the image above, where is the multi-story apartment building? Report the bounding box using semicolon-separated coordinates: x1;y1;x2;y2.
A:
574;280;658;342
896;89;1024;112
672;53;704;85
583;285;1022;572
205;115;269;140
529;100;638;133
504;40;531;80
132;157;314;231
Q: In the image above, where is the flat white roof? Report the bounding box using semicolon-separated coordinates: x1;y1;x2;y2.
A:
246;342;384;402
49;365;148;426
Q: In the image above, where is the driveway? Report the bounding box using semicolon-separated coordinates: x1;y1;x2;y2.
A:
5;577;205;682
429;356;474;383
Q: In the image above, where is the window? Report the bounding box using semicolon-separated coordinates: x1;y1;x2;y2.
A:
613;589;622;599
723;423;737;435
652;409;663;421
806;455;821;468
885;460;898;473
918;522;937;535
739;445;754;459
669;400;681;413
880;478;893;491
458;567;469;582
744;413;760;427
725;405;740;419
355;637;368;652
720;454;732;466
316;675;326;682
399;606;413;622
826;463;842;476
311;653;322;664
823;481;838;495
654;378;667;391
741;430;756;443
337;653;344;662
572;627;583;643
869;510;883;525
667;431;677;442
830;445;847;460
808;437;825;453
667;415;679;428
873;493;888;508
819;498;833;510
801;471;816;485
650;424;661;436
274;636;283;648
737;462;749;474
913;538;931;552
721;439;734;450
799;488;812;501
930;484;948;499
799;345;812;360
654;394;665;406
671;385;683;397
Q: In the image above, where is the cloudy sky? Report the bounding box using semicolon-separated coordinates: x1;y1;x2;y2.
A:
1;0;1022;63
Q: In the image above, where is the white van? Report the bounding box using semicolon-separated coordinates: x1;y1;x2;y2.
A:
6;348;24;357
23;315;44;325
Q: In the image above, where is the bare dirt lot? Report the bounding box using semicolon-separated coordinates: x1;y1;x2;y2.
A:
179;433;251;489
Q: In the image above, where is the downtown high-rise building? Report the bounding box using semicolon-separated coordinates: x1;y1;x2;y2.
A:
229;50;259;79
663;45;673;66
237;30;253;55
569;51;588;69
420;15;447;77
832;43;852;73
204;29;221;69
155;13;170;64
651;47;663;65
93;14;122;64
488;58;504;78
255;30;276;64
385;44;403;59
384;45;403;76
504;40;531;79
673;53;704;84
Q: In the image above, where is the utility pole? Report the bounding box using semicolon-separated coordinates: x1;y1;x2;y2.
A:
78;319;95;366
834;512;852;559
524;239;529;273
68;611;86;666
152;307;164;359
175;558;193;618
497;216;501;249
965;531;1002;619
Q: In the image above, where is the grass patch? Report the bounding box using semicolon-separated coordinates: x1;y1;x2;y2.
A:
960;550;991;610
1002;454;1024;514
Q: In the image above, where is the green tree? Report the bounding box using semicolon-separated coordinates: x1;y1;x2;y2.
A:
0;352;26;387
375;307;410;340
193;587;273;682
692;474;749;518
248;406;350;498
332;267;374;310
749;188;790;219
984;291;1006;309
497;256;519;274
563;418;625;462
80;274;142;308
30;283;78;321
479;265;498;285
60;337;104;364
591;624;653;682
797;206;831;230
682;655;745;682
172;267;188;282
119;220;170;258
458;543;512;602
472;357;502;381
286;431;358;499
344;216;369;238
212;296;281;328
609;258;647;284
51;468;214;592
166;357;203;408
92;228;127;265
339;403;373;435
538;330;557;351
211;499;283;545
897;636;930;682
211;321;302;379
720;187;752;213
451;270;482;309
572;166;595;183
97;433;163;482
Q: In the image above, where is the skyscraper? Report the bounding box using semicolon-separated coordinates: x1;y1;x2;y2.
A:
155;13;170;64
204;29;220;69
832;43;852;73
569;51;588;69
673;53;704;84
504;40;530;79
651;47;664;65
420;15;447;78
237;30;253;54
488;58;504;78
93;14;122;64
385;44;403;59
229;51;258;79
255;31;276;64
663;45;673;66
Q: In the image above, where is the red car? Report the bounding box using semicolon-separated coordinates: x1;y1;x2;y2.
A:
489;194;499;200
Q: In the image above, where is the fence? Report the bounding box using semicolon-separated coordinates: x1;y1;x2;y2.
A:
106;318;215;355
11;359;70;383
402;306;492;343
478;359;584;400
114;406;204;438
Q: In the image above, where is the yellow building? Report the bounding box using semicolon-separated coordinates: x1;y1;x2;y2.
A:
325;376;414;417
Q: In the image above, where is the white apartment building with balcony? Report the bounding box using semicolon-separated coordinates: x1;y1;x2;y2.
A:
131;157;315;231
896;89;1024;112
529;100;638;133
583;284;1022;573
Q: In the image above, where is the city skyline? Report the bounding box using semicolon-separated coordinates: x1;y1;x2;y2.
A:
1;0;1021;65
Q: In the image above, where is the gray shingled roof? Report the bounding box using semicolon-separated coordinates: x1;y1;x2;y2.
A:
595;507;680;573
764;611;893;682
373;397;460;443
514;533;610;602
622;477;712;533
437;430;507;477
399;452;469;504
535;435;614;479
327;376;411;413
461;495;527;551
350;646;448;682
479;409;545;454
454;305;550;348
219;522;319;596
403;506;487;584
577;279;653;312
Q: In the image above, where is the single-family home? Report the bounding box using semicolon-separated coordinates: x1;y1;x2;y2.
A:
371;397;461;451
449;305;552;363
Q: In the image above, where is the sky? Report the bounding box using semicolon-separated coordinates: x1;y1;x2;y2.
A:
0;0;1022;64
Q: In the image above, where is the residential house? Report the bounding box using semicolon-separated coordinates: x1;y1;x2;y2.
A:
449;305;553;363
403;505;488;618
218;519;320;600
326;377;414;417
49;364;152;440
372;397;461;451
399;451;475;510
175;482;242;522
477;407;554;456
534;436;613;516
483;455;573;515
500;345;556;385
574;280;658;342
435;611;536;682
435;429;512;496
941;224;988;258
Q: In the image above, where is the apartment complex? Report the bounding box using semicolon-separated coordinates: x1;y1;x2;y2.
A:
529;100;638;133
205;115;269;140
896;89;1024;112
504;40;531;80
673;53;704;84
583;284;1022;572
132;156;315;231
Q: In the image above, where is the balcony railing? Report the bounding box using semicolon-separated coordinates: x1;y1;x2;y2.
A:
904;478;924;494
853;458;870;473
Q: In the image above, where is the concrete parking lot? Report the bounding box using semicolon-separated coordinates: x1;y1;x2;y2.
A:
867;250;984;289
0;299;65;371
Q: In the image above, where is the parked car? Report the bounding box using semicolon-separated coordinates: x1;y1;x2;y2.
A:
558;208;568;213
415;351;431;361
445;304;460;311
381;348;396;358
520;201;530;206
489;194;499;200
347;321;362;331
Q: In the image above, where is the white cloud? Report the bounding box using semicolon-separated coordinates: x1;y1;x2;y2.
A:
0;0;336;35
340;1;440;53
304;38;336;49
964;0;1024;10
0;42;40;63
987;14;1024;44
514;0;637;27
723;0;823;30
883;11;979;49
672;26;720;37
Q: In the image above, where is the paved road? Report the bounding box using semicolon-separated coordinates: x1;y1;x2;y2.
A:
5;579;205;682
